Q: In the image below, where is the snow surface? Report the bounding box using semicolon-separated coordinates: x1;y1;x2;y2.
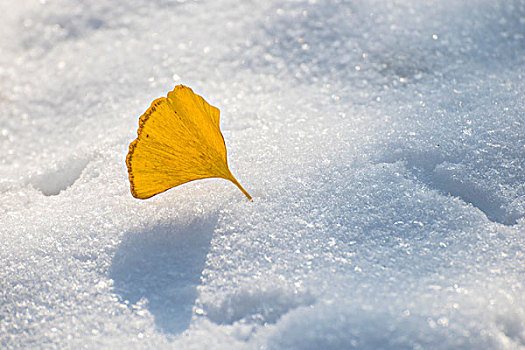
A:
1;0;524;348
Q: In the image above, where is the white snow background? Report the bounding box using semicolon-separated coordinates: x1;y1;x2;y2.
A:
1;0;524;348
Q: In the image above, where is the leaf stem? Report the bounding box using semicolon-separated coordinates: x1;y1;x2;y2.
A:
229;177;252;200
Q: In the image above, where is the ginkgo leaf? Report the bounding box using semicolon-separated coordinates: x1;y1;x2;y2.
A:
126;84;251;200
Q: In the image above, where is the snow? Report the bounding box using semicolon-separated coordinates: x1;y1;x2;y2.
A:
1;0;524;348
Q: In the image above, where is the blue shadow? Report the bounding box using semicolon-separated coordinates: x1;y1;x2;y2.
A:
110;215;216;335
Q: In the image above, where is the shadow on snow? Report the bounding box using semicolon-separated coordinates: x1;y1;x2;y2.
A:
109;215;217;335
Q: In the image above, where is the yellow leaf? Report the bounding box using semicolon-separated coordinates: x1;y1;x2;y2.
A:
126;85;251;200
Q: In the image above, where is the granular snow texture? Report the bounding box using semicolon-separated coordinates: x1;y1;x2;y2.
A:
0;0;524;349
